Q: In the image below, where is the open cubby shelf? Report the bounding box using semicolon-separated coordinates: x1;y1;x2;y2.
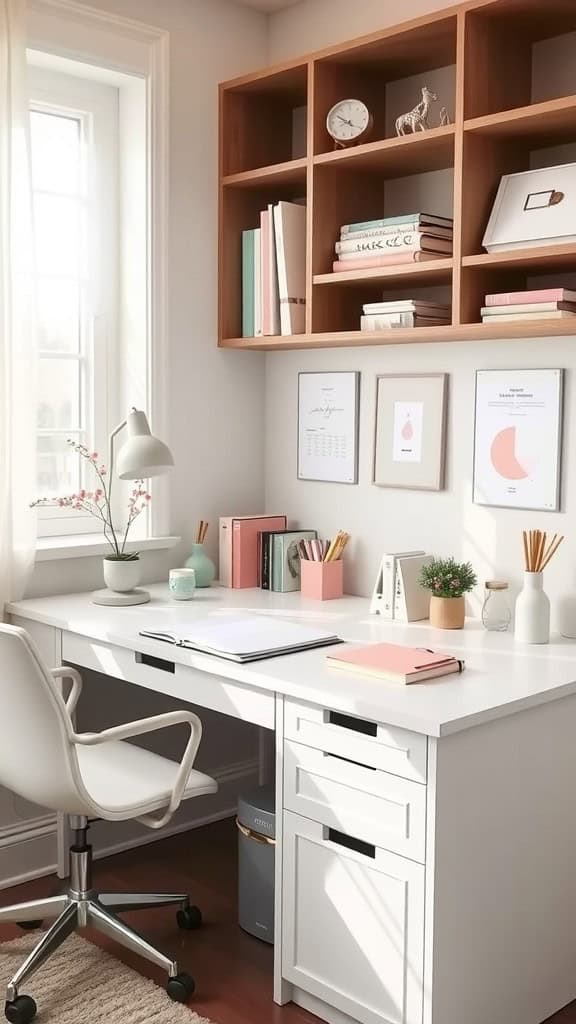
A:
219;0;576;350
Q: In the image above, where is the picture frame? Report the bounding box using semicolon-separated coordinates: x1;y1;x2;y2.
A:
483;162;576;253
373;373;448;491
297;371;360;484
473;368;564;512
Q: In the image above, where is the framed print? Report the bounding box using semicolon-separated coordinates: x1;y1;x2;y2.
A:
483;163;576;252
373;374;447;490
473;368;564;512
298;371;360;484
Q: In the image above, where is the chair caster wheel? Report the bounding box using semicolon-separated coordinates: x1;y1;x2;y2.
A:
176;905;202;930
167;973;195;1003
16;922;43;931
5;995;37;1023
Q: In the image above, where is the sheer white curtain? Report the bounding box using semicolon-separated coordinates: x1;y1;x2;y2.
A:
0;0;37;614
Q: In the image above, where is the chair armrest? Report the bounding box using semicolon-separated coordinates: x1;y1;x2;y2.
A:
73;710;203;831
72;709;200;746
51;666;83;716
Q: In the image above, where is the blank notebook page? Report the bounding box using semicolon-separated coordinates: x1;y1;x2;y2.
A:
141;614;339;656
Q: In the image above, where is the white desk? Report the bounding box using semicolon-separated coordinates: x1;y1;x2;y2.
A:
9;584;576;1024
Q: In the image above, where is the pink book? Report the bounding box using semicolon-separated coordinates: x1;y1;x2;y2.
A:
485;288;576;306
326;642;464;684
260;208;281;336
232;515;287;589
332;251;439;273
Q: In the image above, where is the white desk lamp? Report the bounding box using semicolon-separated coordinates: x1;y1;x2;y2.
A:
93;409;174;607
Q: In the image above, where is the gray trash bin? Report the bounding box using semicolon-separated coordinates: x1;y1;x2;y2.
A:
237;784;275;944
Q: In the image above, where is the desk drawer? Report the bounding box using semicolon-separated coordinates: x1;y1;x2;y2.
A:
62;633;275;729
284;698;427;783
284;740;425;861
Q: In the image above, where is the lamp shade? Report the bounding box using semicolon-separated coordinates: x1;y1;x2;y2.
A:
116;410;174;480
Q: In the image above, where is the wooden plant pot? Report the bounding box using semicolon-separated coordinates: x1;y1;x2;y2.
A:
429;595;465;630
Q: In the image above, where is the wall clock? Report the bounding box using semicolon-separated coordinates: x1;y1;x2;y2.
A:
326;99;373;149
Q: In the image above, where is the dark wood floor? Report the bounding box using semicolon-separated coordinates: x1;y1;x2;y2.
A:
0;818;574;1024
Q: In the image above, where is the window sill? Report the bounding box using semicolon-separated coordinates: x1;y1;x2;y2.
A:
35;534;180;562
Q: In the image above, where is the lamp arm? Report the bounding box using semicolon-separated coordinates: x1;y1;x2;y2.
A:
107;418;127;553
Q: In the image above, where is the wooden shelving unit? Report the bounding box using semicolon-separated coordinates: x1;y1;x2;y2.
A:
218;0;576;350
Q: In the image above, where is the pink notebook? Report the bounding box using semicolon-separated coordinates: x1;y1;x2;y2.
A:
326;642;464;684
333;251;438;272
485;288;576;306
232;515;287;589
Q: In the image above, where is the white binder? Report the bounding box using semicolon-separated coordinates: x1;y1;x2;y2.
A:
370;550;425;618
394;554;433;622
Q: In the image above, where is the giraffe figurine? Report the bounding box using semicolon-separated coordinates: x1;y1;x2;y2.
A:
395;86;438;136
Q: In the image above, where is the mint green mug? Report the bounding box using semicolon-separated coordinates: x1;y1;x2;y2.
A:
169;568;196;600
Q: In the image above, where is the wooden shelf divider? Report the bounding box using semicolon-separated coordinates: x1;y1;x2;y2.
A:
219;0;576;351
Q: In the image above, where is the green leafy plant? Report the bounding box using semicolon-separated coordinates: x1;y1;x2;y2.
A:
419;557;477;599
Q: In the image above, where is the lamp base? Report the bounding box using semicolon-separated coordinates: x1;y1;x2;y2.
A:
92;588;151;606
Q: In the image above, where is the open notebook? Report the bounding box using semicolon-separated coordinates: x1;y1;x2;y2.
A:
139;614;342;663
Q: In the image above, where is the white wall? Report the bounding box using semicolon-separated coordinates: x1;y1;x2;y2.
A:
26;0;269;598
265;0;576;627
269;0;460;57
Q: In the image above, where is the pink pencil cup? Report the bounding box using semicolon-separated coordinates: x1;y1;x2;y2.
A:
300;559;344;601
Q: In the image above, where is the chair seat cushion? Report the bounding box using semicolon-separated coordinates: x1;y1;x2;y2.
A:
76;740;217;820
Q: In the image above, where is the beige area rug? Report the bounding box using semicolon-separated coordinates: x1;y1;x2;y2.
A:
0;932;213;1023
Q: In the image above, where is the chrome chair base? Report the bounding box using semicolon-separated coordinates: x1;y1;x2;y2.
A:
0;821;198;1022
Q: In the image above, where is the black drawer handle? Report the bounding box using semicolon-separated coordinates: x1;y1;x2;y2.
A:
324;752;376;772
135;652;175;674
328;828;375;859
328;710;377;737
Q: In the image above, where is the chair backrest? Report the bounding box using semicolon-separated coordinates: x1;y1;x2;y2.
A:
0;624;91;814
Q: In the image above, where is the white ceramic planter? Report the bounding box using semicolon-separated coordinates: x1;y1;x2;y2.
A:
103;557;141;593
515;571;550;644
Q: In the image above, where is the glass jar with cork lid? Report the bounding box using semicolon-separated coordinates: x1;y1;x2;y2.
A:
482;580;511;632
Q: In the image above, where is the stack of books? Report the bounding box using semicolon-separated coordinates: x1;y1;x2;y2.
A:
482;288;576;323
260;529;318;593
242;201;306;338
332;212;453;274
361;299;450;331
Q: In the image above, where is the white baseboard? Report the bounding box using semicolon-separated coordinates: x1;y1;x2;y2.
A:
0;758;259;892
0;815;58;891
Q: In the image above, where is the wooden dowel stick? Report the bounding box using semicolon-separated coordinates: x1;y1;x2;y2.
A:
523;531;529;572
540;533;557;569
540;535;564;572
535;531;546;573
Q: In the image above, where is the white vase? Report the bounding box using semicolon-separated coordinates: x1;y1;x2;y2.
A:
103;557;141;593
515;571;550;644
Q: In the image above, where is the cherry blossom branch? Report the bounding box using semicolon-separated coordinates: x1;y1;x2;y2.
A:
30;441;152;560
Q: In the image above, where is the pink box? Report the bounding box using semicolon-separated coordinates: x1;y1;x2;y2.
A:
300;560;344;601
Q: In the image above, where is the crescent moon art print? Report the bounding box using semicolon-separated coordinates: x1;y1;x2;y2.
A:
473;369;563;511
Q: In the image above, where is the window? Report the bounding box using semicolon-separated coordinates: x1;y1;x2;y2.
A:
29;66;119;537
28;59;152;541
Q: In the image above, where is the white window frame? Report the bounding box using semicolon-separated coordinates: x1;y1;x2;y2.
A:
27;0;172;556
29;69;119;538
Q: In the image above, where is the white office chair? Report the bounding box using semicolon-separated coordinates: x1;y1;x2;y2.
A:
0;624;218;1024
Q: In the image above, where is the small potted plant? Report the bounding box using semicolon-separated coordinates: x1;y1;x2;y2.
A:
32;441;151;594
419;557;478;629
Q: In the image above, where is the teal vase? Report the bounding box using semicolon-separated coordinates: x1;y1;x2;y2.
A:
185;543;216;588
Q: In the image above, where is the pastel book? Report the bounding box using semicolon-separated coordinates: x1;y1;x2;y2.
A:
326;642;464;684
271;530;317;593
274;201;306;336
219;515;287;588
484;288;576;306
